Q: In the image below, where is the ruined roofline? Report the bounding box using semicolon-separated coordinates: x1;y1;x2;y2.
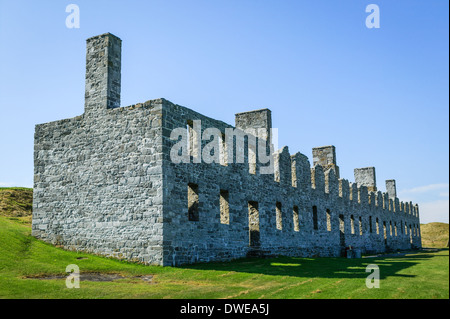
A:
235;108;271;116
155;101;415;215
36;99;418;217
34;97;166;127
45;32;420;217
32;33;422;266
313;145;335;150
35;93;263;134
86;32;122;42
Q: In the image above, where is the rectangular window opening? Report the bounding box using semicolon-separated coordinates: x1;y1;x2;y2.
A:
312;206;318;230
293;206;299;232
409;225;412;243
188;183;199;221
186;120;199;159
339;214;345;248
276;202;283;230
248;201;260;248
220;190;229;225
326;209;331;231
350;215;355;234
359;216;363;236
220;132;228;166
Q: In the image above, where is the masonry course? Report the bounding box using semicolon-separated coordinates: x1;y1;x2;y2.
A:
32;33;422;266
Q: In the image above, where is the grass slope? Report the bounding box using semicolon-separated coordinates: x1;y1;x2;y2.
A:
0;187;33;224
421;223;449;248
0;215;448;299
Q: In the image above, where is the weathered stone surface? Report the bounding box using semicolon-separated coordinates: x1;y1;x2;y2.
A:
386;179;397;199
354;167;377;192
32;33;422;266
313;146;340;178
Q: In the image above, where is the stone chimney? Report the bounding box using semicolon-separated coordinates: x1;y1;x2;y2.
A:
84;33;122;115
312;145;340;178
354;167;377;192
235;109;272;143
386;179;397;199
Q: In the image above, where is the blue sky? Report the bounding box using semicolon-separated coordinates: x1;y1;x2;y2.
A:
0;0;448;223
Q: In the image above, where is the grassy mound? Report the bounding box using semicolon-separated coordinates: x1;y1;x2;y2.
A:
0;187;33;224
421;222;449;248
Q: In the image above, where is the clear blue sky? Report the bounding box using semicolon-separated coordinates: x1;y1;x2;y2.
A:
0;0;448;223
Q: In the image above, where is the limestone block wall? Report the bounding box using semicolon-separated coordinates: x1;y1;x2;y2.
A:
32;96;422;266
32;100;165;265
32;33;422;267
160;100;422;266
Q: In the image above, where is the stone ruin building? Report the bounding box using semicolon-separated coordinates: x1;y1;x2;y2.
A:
32;33;422;266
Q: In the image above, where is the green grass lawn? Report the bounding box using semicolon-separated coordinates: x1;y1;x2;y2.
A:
421;222;449;248
0;187;33;225
0;215;448;299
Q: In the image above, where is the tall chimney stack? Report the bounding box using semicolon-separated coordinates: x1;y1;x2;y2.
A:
386;179;397;199
84;33;121;114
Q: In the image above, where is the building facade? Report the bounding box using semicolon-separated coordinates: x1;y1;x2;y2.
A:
32;33;422;266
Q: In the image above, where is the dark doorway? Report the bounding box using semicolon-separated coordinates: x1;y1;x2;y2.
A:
339;214;346;254
188;183;199;221
248;201;260;248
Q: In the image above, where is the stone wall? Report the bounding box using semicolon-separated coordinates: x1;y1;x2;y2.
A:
32;100;165;265
354;167;377;192
161;100;422;266
32;33;422;266
32;33;165;265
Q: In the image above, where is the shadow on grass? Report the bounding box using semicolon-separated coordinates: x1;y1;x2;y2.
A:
179;249;447;280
